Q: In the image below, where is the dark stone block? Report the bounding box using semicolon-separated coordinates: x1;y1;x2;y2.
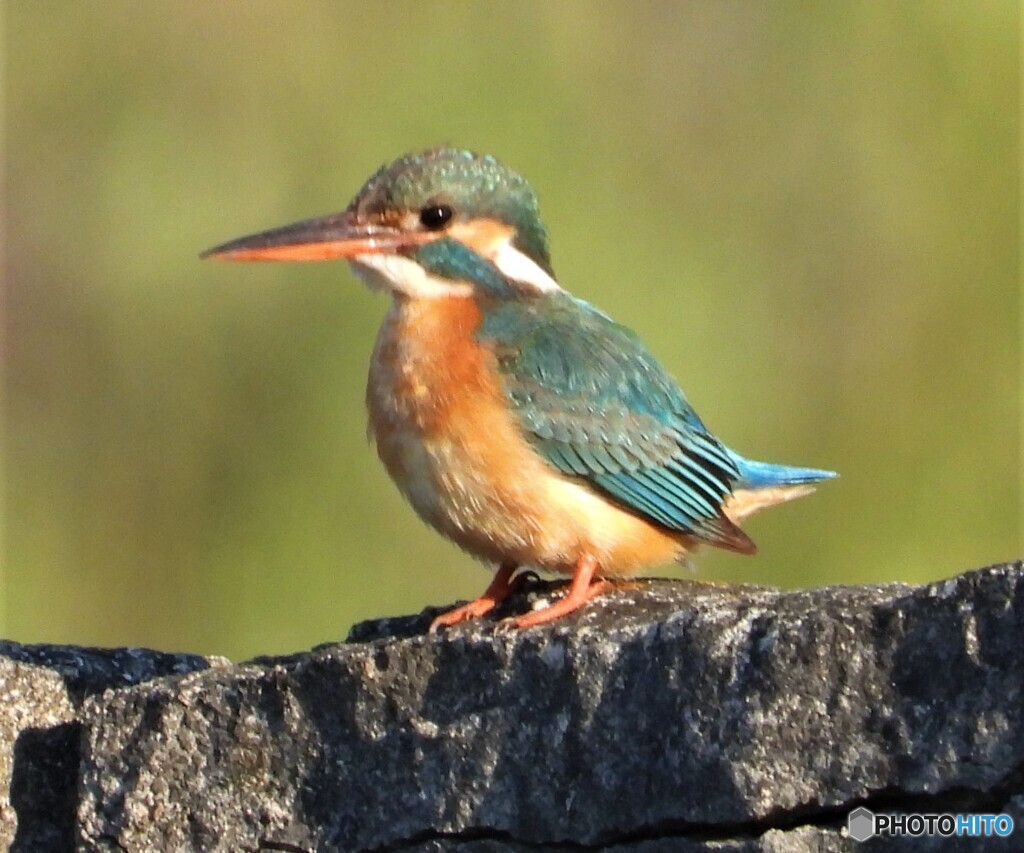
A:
2;565;1022;850
0;643;212;848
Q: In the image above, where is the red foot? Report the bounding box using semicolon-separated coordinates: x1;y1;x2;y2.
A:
505;553;608;630
428;563;518;633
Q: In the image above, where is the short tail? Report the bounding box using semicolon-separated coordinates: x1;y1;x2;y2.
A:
728;452;838;490
723;451;837;524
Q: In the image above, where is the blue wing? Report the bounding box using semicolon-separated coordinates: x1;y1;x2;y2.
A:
479;293;755;553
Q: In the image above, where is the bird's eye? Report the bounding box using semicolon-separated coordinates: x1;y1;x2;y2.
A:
419;204;454;230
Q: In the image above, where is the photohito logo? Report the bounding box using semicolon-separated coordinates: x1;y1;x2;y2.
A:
848;807;1015;842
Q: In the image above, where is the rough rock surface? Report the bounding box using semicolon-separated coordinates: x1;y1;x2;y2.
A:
1;563;1022;851
0;642;211;850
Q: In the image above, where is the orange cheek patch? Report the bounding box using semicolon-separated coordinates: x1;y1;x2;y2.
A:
447;219;515;259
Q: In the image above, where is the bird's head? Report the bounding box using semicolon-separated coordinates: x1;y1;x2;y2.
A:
203;148;560;300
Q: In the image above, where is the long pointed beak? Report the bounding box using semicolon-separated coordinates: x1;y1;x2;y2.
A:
201;211;430;262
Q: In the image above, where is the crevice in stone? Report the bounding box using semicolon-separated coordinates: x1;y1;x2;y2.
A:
9;723;81;852
375;769;1024;851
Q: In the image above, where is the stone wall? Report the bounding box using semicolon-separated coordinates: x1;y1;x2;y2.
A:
2;563;1022;851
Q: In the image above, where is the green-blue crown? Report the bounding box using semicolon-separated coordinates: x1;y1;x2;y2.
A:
349;148;554;277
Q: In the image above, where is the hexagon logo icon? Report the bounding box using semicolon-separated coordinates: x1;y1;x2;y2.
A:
848;807;876;842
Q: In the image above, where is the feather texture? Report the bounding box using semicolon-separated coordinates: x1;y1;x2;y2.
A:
479;293;756;554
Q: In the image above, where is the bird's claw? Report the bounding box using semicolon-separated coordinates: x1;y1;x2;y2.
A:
428;601;495;634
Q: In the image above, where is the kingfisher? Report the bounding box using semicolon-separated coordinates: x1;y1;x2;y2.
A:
203;148;836;631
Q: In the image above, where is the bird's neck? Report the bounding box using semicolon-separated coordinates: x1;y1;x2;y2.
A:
381;291;483;347
367;294;492;435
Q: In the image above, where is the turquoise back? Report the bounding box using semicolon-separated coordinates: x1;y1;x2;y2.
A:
479;291;754;553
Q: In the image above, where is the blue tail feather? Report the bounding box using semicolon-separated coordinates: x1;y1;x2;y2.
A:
727;450;838;490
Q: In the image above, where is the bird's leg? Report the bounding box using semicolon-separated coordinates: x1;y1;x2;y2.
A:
428;562;520;633
505;553;608;630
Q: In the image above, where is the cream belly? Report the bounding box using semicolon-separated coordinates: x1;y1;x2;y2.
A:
365;295;690;576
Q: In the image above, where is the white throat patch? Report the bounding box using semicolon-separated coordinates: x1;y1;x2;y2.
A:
350;253;473;299
350;234;562;299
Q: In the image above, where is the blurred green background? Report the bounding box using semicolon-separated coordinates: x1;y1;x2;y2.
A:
5;3;1020;660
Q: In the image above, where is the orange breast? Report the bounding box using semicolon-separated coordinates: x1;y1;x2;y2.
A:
366;294;692;575
367;295;494;440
